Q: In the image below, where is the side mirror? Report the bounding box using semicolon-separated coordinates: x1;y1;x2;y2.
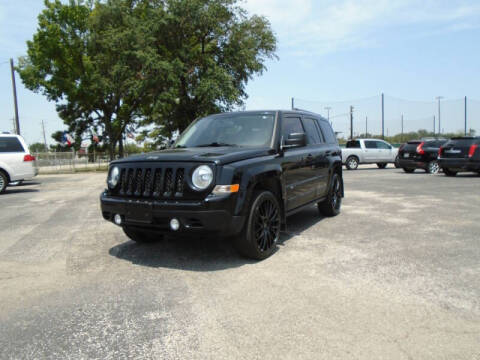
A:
284;133;306;149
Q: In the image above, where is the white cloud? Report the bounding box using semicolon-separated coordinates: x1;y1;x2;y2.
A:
243;0;480;56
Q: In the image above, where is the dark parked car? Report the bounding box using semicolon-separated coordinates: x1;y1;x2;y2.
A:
100;110;344;260
438;137;480;176
398;138;447;174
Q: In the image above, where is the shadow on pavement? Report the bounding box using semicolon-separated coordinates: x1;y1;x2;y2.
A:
3;188;39;195
109;205;325;271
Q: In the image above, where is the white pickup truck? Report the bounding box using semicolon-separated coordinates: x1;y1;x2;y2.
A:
342;139;399;170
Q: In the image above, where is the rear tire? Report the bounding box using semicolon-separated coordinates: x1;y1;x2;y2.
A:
426;160;440;174
345;156;359;170
123;226;163;243
377;163;387;169
0;171;8;194
403;168;415;173
318;173;342;217
394;156;401;168
234;191;281;260
443;168;457;177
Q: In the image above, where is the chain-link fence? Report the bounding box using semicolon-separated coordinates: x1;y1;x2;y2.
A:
33;152;110;174
294;94;479;140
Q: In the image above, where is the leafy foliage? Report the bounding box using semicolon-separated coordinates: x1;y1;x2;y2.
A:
17;0;277;158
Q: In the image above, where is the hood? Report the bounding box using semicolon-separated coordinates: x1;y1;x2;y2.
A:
113;146;274;166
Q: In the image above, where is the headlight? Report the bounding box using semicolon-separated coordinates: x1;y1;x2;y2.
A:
108;166;120;188
192;165;213;190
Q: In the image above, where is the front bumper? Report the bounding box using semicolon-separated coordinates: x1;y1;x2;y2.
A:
100;191;245;236
438;158;480;172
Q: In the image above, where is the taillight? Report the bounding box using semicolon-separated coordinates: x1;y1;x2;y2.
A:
438;146;443;157
23;154;36;162
468;144;479;158
416;142;425;155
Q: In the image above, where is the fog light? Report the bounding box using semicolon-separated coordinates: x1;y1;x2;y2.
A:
170;218;180;231
114;214;122;226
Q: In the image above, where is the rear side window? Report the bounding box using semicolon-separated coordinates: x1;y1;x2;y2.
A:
302;118;323;144
282;117;304;138
376;141;391;149
346;140;360;148
0;137;24;153
364;140;377;149
317;120;337;144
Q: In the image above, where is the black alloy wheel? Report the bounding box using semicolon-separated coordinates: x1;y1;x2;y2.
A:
235;191;281;260
0;171;7;194
318;172;342;217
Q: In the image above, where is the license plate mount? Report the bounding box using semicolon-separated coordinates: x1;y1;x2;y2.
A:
125;201;153;223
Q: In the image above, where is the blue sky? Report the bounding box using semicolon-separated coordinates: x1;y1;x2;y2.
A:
1;0;480;144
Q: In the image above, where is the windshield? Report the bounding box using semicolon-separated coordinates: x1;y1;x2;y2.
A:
175;113;275;148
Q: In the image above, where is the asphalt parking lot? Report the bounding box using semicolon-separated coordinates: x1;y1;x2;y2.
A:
0;167;479;359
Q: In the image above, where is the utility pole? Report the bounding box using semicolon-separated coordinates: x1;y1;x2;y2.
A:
10;58;20;135
349;105;354;140
464;96;467;136
436;96;443;135
433;115;436;135
365;116;368;136
381;93;385;140
41;120;48;152
324;106;332;125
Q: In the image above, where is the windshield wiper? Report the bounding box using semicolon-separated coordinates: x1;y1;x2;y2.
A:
195;142;236;147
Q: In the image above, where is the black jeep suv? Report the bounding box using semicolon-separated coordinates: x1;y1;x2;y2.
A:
398;138;447;174
438;137;480;176
100;110;343;260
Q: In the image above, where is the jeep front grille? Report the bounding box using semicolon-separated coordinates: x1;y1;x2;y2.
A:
111;164;208;200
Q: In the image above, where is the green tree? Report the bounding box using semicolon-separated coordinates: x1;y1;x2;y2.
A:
18;0;277;158
29;143;48;153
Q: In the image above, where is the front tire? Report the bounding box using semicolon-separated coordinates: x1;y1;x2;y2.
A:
426;160;440;174
0;171;8;194
443;168;457;177
377;163;387;169
123;226;163;243
318;172;342;217
346;156;359;170
403;168;415;173
234;190;281;260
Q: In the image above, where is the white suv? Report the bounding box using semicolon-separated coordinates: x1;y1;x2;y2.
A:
0;133;38;194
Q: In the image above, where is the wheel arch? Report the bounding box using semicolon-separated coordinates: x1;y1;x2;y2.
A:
237;165;286;225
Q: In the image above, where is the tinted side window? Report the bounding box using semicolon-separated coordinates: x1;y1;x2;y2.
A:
364;140;377;149
0;137;24;153
282;117;304;139
303;118;322;144
346;140;360;148
376;141;391;149
317;120;337;144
